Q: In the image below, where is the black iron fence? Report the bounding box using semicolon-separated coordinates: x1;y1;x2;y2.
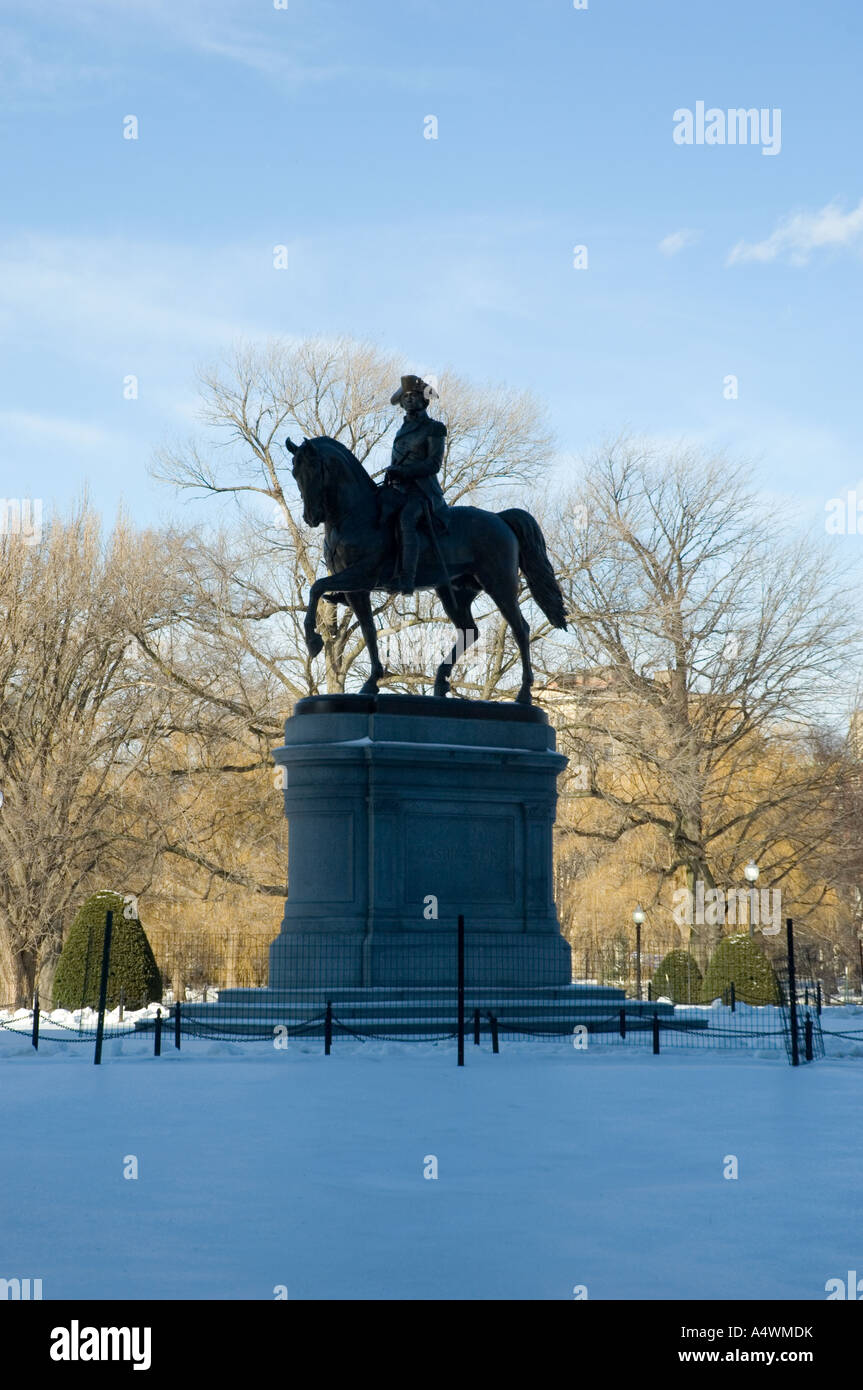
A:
0;914;833;1065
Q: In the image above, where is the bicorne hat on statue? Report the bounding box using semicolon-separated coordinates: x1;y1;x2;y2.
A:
390;374;439;406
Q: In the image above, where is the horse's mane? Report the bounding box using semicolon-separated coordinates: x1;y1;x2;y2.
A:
309;436;377;494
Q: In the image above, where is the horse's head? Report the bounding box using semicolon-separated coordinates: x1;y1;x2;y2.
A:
286;434;377;528
286;436;326;527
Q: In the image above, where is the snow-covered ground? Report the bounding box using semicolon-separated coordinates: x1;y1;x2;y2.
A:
1;1017;861;1300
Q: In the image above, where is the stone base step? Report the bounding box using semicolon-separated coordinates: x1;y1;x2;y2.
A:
215;983;628;1005
135;985;709;1038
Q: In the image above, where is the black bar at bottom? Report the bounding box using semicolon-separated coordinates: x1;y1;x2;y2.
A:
8;1299;854;1375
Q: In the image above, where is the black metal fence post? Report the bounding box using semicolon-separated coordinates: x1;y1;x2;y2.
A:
652;1012;660;1055
154;1008;162;1057
804;1014;813;1062
619;1008;626;1039
488;1013;499;1054
93;910;114;1066
729;981;736;1013
457;914;465;1067
473;1008;480;1045
786;917;800;1067
174;1000;182;1050
816;981;822;1016
324;1000;333;1055
31;989;39;1051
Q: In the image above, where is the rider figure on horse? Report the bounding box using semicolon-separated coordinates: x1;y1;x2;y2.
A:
384;375;448;593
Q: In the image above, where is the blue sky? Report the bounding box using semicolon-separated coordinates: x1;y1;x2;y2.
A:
1;0;861;539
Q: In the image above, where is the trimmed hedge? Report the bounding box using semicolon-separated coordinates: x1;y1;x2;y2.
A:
652;949;703;1004
53;891;162;1010
702;933;781;1006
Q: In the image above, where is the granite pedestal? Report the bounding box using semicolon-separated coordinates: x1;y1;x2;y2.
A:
268;692;571;989
132;689;708;1038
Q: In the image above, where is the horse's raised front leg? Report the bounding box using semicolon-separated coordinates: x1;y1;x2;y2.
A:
347;592;385;695
304;566;374;660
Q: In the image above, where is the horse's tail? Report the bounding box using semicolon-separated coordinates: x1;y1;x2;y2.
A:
498;508;568;629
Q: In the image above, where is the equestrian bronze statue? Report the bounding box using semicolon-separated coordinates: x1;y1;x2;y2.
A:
286;374;567;705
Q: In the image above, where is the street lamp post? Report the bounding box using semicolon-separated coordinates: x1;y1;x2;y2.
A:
744;860;759;938
633;906;645;1001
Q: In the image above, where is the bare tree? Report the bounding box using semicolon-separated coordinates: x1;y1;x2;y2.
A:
0;507;182;1003
804;723;863;983
546;438;859;948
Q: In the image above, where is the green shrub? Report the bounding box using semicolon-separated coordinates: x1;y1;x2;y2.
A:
651;949;703;1003
702;933;781;1006
53;891;162;1010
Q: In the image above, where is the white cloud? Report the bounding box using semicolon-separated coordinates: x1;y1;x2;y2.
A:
0;411;118;450
0;0;449;102
658;228;701;257
0;216;558;391
0;27;109;104
0;235;271;369
727;198;863;266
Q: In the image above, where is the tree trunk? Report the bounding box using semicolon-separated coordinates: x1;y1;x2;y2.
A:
0;939;37;1008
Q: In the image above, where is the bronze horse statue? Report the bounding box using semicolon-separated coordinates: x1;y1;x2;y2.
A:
286;435;567;704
